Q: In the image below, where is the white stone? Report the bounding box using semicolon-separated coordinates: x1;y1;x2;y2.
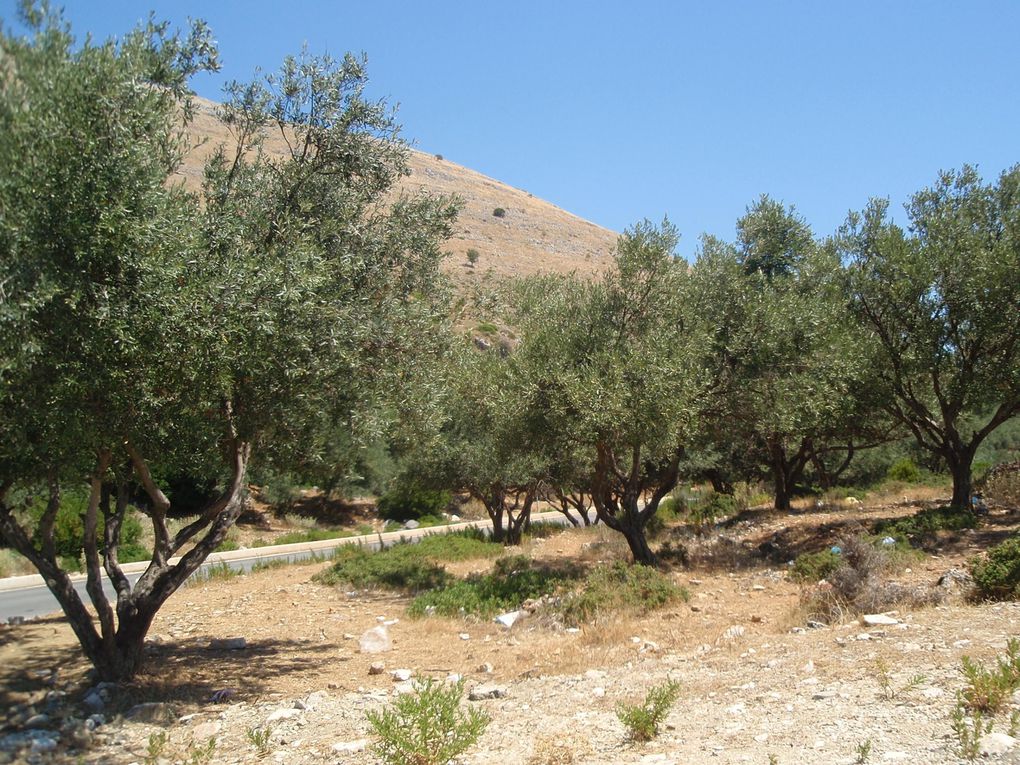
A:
862;614;899;626
266;708;301;723
979;732;1017;756
368;662;385;675
494;611;521;629
359;625;392;654
391;669;412;682
331;739;368;753
725;703;746;715
459;633;470;640
721;625;745;641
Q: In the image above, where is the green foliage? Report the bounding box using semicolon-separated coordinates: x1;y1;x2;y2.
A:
886;458;922;483
272;528;351;545
474;321;499;335
409;555;571;618
854;739;872;765
315;545;450;593
376;483;452;523
492;207;507;218
20;488;148;562
873;505;977;541
466;248;480;265
411;530;502;561
366;677;489;765
790;549;841;583
959;640;1020;714
245;726;272;756
951;692;991;761
616;678;681;742
874;657;926;701
971;534;1020;599
561;562;687;625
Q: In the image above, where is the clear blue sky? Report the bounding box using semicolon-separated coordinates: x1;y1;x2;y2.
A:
4;1;1018;257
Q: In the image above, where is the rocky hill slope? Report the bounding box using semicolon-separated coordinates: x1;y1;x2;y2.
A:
176;98;618;287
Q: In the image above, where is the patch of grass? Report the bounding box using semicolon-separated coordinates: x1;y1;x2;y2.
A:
188;561;241;586
560;561;687;625
970;533;1020;599
522;521;564;540
412;529;502;561
616;678;681;742
272;527;352;545
873;504;976;542
789;549;841;583
315;545;450;593
409;555;574;618
474;321;499;336
367;677;488;765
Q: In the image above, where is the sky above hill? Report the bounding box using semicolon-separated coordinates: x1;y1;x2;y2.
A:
4;1;1018;258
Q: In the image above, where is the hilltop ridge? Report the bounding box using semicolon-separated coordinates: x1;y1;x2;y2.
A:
176;98;619;286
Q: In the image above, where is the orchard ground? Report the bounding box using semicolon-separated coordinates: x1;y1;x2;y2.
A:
3;486;1020;764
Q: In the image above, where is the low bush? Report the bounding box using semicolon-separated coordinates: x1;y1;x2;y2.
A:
412;530;502;561
376;483;451;523
801;534;940;623
272;527;351;545
982;459;1020;509
873;505;976;543
790;549;841;583
616;678;681;742
970;534;1020;599
367;677;489;765
409;556;572;618
492;207;506;218
886;457;922;483
560;562;687;625
315;545;450;593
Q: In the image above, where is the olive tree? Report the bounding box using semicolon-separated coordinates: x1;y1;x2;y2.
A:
510;221;707;564
840;166;1020;509
691;199;884;510
0;8;456;680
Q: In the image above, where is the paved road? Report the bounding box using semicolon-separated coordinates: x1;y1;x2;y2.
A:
0;511;583;622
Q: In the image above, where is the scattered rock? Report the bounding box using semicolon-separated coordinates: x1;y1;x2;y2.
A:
192;721;221;739
368;662;386;675
391;669;412;682
812;690;837;700
23;714;50;729
861;614;899;627
359;625;392;654
476;662;494;674
468;684;507;701
720;625;745;641
403;520;420;530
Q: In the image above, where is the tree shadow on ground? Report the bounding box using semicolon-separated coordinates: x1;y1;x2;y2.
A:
277;495;376;526
0;621;345;713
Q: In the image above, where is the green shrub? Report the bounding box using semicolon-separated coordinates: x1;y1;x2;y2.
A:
466;248;480;265
971;534;1020;599
367;677;488;765
560;562;687;625
873;505;977;542
492;207;506;218
474;321;499;335
315;545;450;593
959;639;1020;714
376;483;451;523
616;678;681;742
790;549;842;582
886;457;922;483
23;489;149;562
412;530;502;561
273;527;350;545
409;555;572;618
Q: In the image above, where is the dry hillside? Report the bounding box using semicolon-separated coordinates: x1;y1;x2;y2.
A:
176;98;618;287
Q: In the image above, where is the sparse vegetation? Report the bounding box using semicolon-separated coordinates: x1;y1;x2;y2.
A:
970;534;1020;599
616;678;681;742
408;555;572;618
315;545;451;593
246;726;272;757
561;561;687;625
873;505;977;543
790;549;841;583
376;483;452;523
959;639;1020;714
367;677;489;765
466;248;480;265
492;207;507;218
874;657;926;700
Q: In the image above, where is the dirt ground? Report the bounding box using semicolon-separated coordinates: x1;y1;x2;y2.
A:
3;489;1020;764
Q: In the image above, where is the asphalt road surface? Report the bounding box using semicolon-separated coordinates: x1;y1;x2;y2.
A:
0;511;584;622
